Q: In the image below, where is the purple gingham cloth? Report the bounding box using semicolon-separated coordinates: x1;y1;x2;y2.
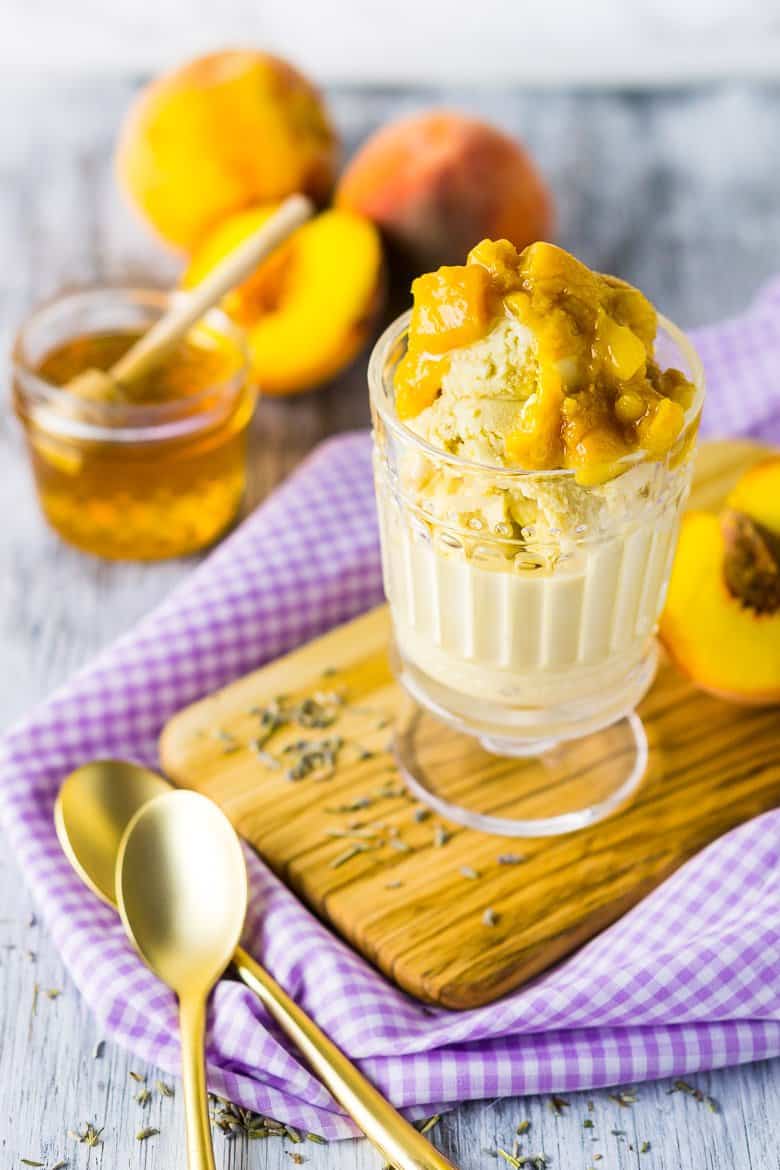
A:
2;281;780;1139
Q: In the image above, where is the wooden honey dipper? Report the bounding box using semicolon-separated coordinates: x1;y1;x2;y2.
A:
66;194;313;403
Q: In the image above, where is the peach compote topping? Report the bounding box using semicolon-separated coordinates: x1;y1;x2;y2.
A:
395;239;698;484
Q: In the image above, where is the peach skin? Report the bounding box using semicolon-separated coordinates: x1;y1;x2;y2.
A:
117;50;338;252
336;110;554;272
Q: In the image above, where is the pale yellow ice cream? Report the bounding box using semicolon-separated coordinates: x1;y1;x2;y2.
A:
394;240;699;487
402;315;654;544
407;317;537;466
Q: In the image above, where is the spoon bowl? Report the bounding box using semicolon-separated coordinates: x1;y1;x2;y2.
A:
54;759;169;904
116;789;248;995
117;789;247;1170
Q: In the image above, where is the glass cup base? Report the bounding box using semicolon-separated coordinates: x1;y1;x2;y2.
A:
393;700;649;837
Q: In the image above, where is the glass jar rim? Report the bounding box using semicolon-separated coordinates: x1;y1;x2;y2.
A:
368;308;705;481
11;286;252;443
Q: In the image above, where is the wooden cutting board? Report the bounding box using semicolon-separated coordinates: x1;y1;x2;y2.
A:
160;440;780;1009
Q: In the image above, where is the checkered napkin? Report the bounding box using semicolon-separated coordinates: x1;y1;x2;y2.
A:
1;281;779;1139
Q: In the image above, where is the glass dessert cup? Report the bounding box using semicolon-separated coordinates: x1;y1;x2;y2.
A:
370;311;705;837
12;288;255;561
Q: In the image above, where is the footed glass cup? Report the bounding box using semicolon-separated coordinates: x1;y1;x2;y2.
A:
369;311;704;836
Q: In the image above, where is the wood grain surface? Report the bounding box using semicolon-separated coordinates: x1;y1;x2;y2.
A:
2;78;780;1169
160;441;780;1009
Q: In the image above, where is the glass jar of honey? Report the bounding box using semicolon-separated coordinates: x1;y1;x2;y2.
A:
12;288;256;560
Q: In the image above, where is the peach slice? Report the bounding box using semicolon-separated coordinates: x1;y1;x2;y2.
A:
336;110;554;271
116;50;339;252
182;205;384;396
660;455;780;704
406;265;492;355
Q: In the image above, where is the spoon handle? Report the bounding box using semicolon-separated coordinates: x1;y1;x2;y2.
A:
234;945;459;1170
179;993;217;1170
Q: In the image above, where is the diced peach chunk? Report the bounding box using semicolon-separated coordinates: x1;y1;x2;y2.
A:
638;397;685;456
409;265;492;355
597;313;646;381
467;238;522;292
395;352;449;420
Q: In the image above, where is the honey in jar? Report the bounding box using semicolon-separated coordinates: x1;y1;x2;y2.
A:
12;289;256;560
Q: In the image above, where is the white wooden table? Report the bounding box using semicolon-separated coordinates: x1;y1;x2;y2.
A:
1;77;779;1170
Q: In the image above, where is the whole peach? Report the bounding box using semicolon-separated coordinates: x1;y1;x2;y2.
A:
336;110;554;272
116;49;339;252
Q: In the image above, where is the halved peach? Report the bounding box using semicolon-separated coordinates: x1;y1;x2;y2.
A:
726;457;780;531
181;205;384;396
660;455;780;705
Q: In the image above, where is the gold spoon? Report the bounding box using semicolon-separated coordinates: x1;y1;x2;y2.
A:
117;789;247;1170
55;761;459;1170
